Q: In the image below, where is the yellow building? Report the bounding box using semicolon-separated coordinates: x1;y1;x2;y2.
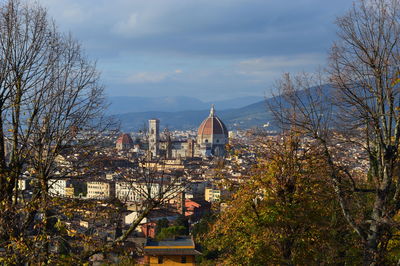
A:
143;237;200;265
205;187;221;202
140;159;185;171
65;185;74;198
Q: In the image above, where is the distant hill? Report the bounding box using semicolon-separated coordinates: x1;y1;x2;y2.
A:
106;95;263;114
111;85;334;131
113;100;272;131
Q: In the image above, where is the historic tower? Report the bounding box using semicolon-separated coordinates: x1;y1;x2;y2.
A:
148;119;160;158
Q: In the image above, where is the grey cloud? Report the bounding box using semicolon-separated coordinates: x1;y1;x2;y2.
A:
36;0;354;100
40;0;352;58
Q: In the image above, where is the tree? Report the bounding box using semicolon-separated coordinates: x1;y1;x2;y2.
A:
0;0;109;263
175;215;189;235
270;0;400;264
201;134;360;265
156;226;186;241
0;1;191;264
76;147;189;262
155;218;170;236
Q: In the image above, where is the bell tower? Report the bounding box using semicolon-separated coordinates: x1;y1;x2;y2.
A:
148;119;160;158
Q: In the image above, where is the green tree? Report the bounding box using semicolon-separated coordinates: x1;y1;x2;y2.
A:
155;218;170;236
157;226;187;241
201;135;360;265
175;215;189;235
271;0;400;263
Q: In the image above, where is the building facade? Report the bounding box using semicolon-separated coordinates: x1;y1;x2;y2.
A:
87;181;115;199
143;237;200;266
149;119;160;158
147;105;228;159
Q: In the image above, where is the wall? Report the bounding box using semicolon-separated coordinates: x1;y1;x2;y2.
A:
147;255;195;266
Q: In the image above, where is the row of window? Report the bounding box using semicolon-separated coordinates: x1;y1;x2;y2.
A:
88;185;109;189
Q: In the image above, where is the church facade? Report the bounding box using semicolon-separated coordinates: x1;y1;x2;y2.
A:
148;105;228;158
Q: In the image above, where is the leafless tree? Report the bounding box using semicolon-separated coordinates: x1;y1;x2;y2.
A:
270;0;400;264
76;152;188;262
0;0;111;263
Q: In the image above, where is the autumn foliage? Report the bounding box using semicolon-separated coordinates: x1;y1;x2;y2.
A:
199;134;363;265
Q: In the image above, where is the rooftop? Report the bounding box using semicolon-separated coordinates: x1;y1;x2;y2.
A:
144;236;201;256
116;133;134;145
145;236;194;248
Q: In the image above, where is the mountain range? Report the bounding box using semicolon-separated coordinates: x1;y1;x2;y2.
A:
109;96;273;132
106;96;264;114
109;85;335;132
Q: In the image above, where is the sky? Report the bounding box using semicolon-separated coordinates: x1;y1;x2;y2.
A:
35;0;353;101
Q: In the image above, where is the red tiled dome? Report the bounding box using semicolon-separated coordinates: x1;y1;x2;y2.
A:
116;133;134;145
198;106;228;137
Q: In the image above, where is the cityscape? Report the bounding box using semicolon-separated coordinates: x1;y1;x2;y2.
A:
1;0;400;265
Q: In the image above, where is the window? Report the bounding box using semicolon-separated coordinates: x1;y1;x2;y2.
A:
205;139;208;143
216;139;219;143
158;256;163;264
181;256;186;263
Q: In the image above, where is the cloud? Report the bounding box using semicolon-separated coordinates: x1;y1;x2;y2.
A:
237;54;324;77
36;0;90;24
62;6;85;22
126;72;168;83
125;69;183;84
113;13;138;37
37;0;353;58
34;0;354;100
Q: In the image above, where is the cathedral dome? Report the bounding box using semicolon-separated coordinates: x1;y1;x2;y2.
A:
197;105;228;149
116;133;134;145
116;133;134;150
198;108;228;137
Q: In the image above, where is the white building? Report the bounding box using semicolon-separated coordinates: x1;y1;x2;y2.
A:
205;187;221;202
48;179;68;197
115;181;161;203
87;181;115;199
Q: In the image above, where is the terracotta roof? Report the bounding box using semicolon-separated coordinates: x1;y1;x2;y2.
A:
198;105;228;136
144;249;201;256
116;133;134;145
